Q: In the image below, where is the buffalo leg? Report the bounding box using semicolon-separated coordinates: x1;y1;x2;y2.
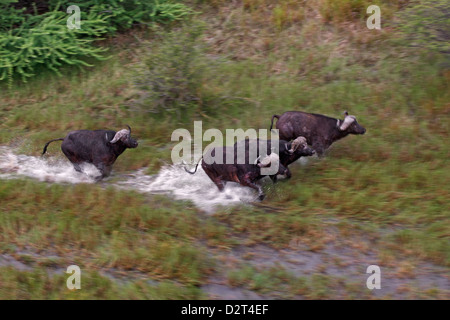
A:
269;175;278;184
312;144;325;157
203;167;226;191
214;179;225;191
241;176;265;201
211;174;226;191
64;150;83;173
285;167;292;179
271;168;290;182
72;163;83;173
94;163;112;181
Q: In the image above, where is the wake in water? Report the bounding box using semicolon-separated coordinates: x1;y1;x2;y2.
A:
0;146;99;184
0;146;280;212
117;165;259;213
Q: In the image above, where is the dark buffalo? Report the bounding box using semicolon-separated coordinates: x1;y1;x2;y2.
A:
270;111;366;156
234;136;315;182
185;147;287;200
42;126;138;180
185;136;314;200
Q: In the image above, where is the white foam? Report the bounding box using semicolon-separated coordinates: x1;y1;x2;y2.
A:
0;146;266;213
0;146;99;184
117;165;258;213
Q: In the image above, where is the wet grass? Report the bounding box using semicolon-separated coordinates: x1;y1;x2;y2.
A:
0;1;449;299
0;266;204;299
0;179;228;285
225;263;426;299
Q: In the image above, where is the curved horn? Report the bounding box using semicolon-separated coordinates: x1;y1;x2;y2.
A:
289;136;307;153
126;125;131;134
339;115;356;131
285;143;293;154
110;129;129;143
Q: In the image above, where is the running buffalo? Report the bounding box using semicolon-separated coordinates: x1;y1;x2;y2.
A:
185;136;314;200
234;136;315;182
185;147;287;200
270;111;366;156
42;126;138;180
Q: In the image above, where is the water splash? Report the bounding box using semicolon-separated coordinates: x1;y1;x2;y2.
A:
117;165;259;213
0;146;99;184
0;146;261;212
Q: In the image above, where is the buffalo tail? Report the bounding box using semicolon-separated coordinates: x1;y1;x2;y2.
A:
184;156;203;174
270;114;280;131
42;138;64;155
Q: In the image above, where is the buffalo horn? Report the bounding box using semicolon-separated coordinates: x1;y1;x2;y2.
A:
339;114;356;131
110;128;129;143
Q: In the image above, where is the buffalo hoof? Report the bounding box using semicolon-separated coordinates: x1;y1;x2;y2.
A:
94;175;105;182
258;194;265;201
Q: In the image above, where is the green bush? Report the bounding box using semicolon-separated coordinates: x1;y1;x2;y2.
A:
0;10;110;86
0;0;192;86
0;1;26;31
49;1;193;32
134;23;209;116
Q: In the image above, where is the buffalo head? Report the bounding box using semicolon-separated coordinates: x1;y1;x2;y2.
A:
285;136;315;156
110;125;139;148
337;111;366;135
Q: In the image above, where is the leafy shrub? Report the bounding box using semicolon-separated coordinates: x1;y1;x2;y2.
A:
0;10;110;85
134;23;209;116
0;1;26;31
0;0;192;86
49;0;193;32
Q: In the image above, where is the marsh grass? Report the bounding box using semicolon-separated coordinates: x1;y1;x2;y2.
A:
0;0;448;299
0;180;225;285
0;266;204;299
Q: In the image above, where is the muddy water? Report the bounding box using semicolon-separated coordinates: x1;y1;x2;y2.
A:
204;240;450;299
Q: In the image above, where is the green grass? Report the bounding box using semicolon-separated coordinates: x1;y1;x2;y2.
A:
0;179;227;284
0;0;449;299
225;263;449;299
0;266;204;299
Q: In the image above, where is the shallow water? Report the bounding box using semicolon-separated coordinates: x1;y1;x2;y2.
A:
1;146;448;299
0;146;260;212
0;146;99;184
116;165;258;213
